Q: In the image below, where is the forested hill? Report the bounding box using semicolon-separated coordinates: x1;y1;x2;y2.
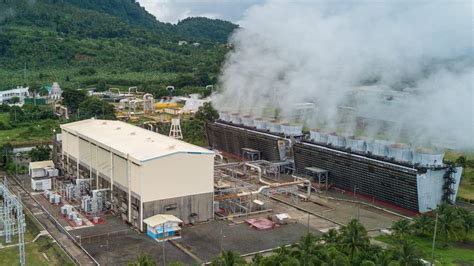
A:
0;0;238;93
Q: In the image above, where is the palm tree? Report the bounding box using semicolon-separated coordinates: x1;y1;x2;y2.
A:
292;233;321;265
272;245;300;266
412;214;434;236
437;205;464;244
129;254;156;266
455;207;474;241
391;240;422;266
211;250;246;266
320;246;350;266
251;253;263;265
322;228;340;245
391;218;412;240
339;219;370;260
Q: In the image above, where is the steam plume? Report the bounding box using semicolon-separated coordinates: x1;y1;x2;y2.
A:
213;1;473;149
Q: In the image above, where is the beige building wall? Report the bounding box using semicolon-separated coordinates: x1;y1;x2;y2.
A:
97;146;111;177
112;154;127;187
79;138;91;165
61;128;214;204
141;153;214;202
130;163;141;196
63;130;79;159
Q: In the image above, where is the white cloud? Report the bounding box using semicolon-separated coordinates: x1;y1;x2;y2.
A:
138;0;262;23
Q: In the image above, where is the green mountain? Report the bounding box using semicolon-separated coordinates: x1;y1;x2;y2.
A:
0;0;238;95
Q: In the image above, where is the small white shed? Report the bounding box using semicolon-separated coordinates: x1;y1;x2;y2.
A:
29;160;56;178
143;214;182;242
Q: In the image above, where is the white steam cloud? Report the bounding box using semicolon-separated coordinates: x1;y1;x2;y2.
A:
213;1;473;150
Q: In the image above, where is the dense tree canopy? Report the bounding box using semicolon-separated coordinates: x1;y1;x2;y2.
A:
29;145;51;161
0;0;237;90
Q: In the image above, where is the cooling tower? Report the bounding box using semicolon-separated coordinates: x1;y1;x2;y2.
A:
367;139;392;156
266;120;281;133
345;136;367;152
309;130;329;144
281;123;303;136
254;118;267;130
219;111;230;122
388;143;413;162
413;148;444;167
241;116;255;127
327;133;346;147
206;122;463;213
230;113;242;124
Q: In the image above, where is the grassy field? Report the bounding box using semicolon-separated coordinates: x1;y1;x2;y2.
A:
445;151;474;200
0;113;59;146
0;208;74;266
376;233;474;265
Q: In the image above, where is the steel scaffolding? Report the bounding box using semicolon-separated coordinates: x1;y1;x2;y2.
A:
0;177;26;265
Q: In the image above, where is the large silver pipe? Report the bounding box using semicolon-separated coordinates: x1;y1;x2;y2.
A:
292;175;312;199
243;162;311;199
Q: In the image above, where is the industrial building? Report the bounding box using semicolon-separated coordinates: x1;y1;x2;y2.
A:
207;117;463;213
0;86;29;104
59;119;214;231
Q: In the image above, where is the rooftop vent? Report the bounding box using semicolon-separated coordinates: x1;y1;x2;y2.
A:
388;143;413;162
413;148;444;167
309;130;328;144
345;136;367;152
367;139;392;157
327;132;346;147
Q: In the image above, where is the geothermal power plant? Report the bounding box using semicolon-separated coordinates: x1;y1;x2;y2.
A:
207;113;463;213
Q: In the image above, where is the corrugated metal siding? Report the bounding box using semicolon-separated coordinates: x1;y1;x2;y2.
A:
206;123;281;161
293;142;420;211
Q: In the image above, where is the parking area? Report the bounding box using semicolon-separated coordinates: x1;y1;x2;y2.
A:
70;215;196;265
177;220;321;262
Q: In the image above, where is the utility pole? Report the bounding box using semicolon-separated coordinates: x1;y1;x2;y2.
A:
307;213;310;233
353;185;360;220
162;223;166;266
431;211;438;265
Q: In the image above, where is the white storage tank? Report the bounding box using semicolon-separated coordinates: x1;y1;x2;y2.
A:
388;143;413;162
327;133;346;147
413;148;444;167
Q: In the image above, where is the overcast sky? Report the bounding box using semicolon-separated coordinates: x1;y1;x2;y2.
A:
138;0;263;24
